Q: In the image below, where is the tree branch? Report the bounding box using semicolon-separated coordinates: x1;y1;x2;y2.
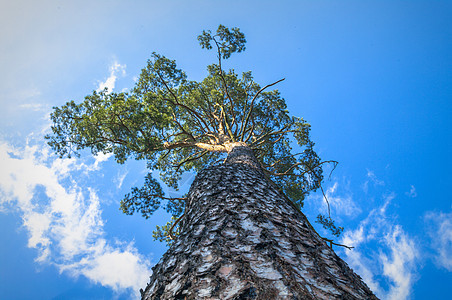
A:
266;152;303;168
266;160;337;177
156;72;210;132
250;123;293;147
197;87;221;132
168;211;186;240
146;194;187;202
212;37;238;130
219;104;235;142
162;140;227;152
173;150;209;173
243;111;256;143
240;78;285;141
321;237;354;250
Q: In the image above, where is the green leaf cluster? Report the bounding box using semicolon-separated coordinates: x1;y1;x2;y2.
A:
316;214;344;237
152;216;180;246
198;25;246;59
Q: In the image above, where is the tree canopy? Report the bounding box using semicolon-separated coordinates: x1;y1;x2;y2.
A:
46;25;341;243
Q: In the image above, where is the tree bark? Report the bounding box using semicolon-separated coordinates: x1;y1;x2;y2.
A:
141;147;378;299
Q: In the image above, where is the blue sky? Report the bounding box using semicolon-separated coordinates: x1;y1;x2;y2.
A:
1;1;451;299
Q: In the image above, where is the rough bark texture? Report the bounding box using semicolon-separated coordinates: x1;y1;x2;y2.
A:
141;147;378;299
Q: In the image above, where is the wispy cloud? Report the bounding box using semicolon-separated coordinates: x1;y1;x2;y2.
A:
12;87;42;101
405;185;417;198
380;225;419;300
0;139;151;297
424;210;452;271
306;180;361;221
365;169;385;188
324;182;361;218
340;193;420;300
19;103;46;111
380;192;396;215
97;61;126;93
115;169;129;189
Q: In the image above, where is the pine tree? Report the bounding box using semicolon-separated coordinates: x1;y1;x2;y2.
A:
46;25;378;299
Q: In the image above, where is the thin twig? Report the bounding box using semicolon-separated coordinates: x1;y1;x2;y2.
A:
156;72;210;132
213;37;238;129
321;237;354;250
319;183;331;219
168;211;186;240
146;194;187;202
173;150;209;173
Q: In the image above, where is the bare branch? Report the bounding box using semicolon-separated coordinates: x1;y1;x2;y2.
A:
197;87;222;132
266;153;304;168
173;150;209;173
240;78;285;141
266;160;338;177
321;237;354;250
213;39;238;129
298;160;339;219
145;194;187;202
169;211;186;240
161;140;224;152
211;36;239;132
244;111;256;143
251;123;293;147
160;149;171;160
328;161;339;180
219;105;236;142
212;103;226;136
319;183;331;219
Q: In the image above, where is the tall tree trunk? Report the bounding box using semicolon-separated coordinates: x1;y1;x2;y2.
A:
141;146;378;299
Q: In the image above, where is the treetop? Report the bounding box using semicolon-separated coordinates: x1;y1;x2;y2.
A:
46;25;338;241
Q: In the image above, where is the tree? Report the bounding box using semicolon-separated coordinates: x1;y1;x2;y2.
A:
46;25;377;299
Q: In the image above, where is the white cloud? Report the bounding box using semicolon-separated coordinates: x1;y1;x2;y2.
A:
88;152;114;172
306;180;361;220
69;241;152;292
380;226;419;300
19;103;45;111
366;169;385;187
341;224;383;295
405;185;417;198
9;87;42;102
362;180;369;193
115;170;129;189
424;210;452;271
380;192;396;215
340;194;419;300
97;61;126;93
324;182;361;217
0;140;151;297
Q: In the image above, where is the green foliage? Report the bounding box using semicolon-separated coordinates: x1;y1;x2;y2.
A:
46;25;334;240
198;25;246;59
45;89;169;164
316;214;344;237
152;216;180;246
120;172;162;218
